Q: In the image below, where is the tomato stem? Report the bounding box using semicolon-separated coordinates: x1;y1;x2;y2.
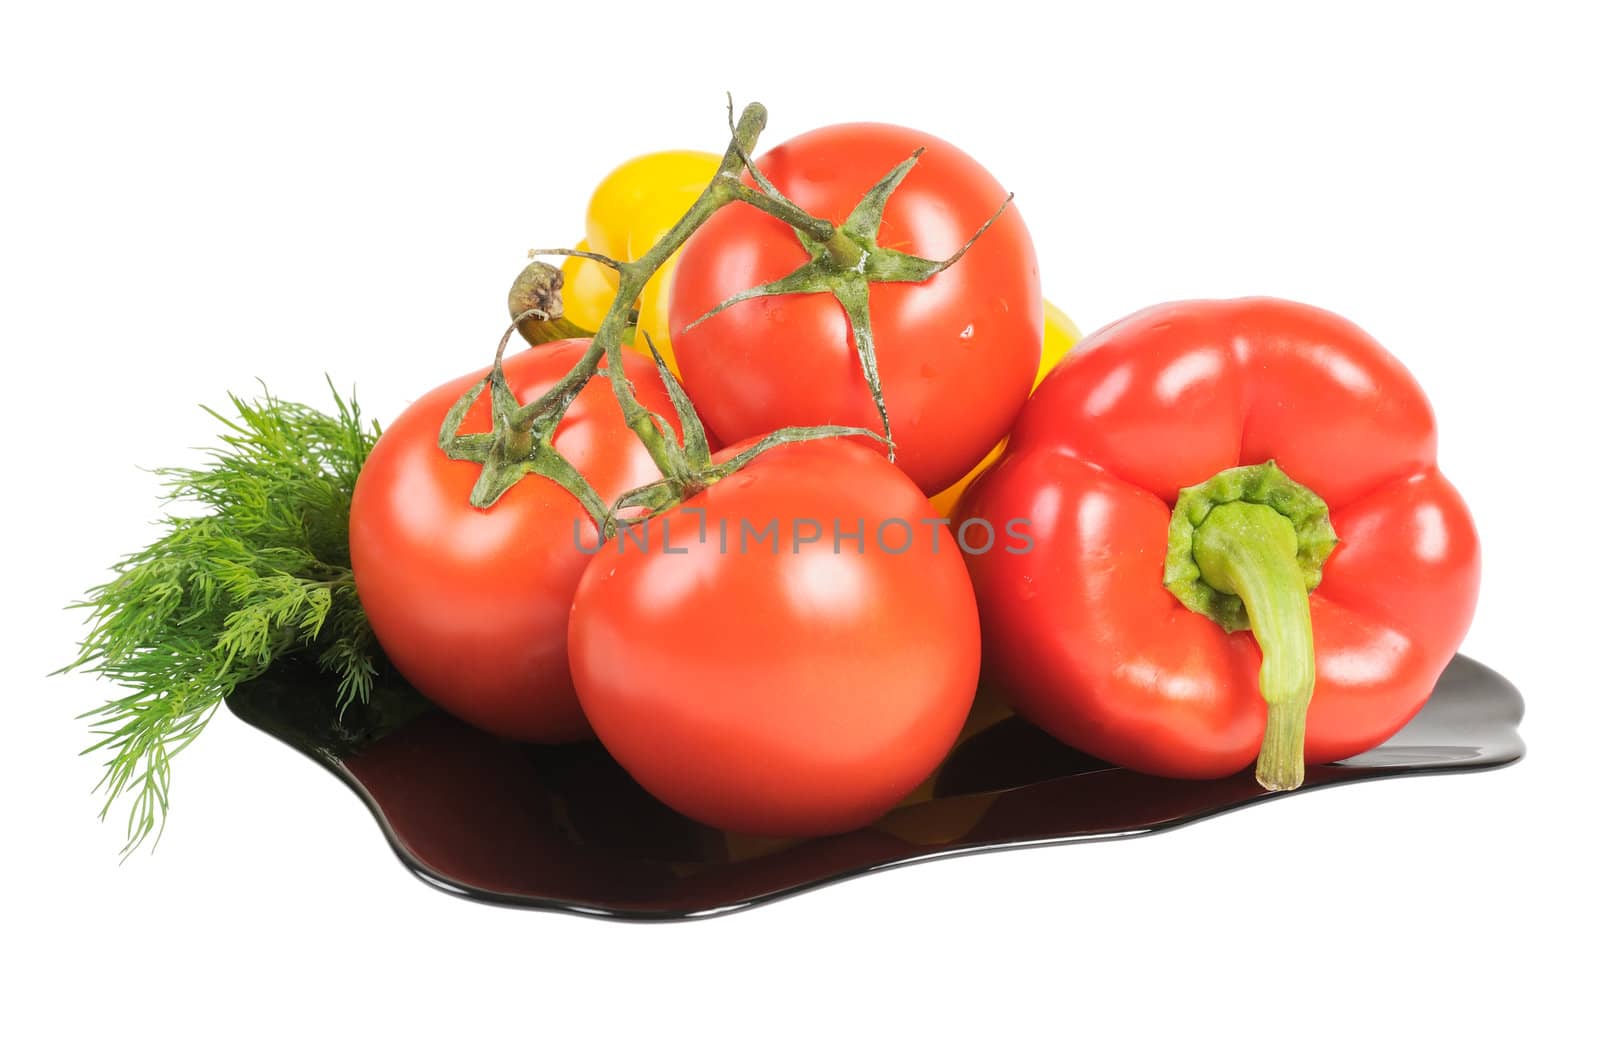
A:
436;311;613;526
1164;461;1339;791
713;174;842;250
438;96;1009;531
440;102;778;518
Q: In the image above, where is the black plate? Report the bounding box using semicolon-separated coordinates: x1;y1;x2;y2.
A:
226;654;1523;920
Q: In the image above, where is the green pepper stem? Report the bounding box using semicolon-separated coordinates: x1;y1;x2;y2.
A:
506;261;594;347
1191;501;1316;791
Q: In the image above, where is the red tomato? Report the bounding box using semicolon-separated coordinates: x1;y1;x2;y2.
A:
349;338;677;743
669;123;1042;495
567;438;981;836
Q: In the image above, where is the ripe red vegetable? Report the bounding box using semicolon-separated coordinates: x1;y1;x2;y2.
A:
669;122;1041;495
960;298;1480;789
567;438;981;836
349;339;680;743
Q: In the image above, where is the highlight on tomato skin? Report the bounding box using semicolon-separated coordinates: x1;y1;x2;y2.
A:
567;437;983;838
669;122;1044;496
347;338;684;745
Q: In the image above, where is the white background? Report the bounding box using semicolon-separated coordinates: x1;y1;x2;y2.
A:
5;2;1595;1059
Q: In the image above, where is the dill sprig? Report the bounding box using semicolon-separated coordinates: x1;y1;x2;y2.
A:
61;380;382;854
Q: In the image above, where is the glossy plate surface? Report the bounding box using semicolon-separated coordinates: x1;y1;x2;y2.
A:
226;654;1523;920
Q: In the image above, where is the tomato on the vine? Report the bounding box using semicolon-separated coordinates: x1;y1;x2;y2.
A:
669;123;1042;495
560;150;721;375
349;338;679;743
567;437;981;836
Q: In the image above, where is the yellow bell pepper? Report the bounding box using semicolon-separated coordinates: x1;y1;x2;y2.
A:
559;150;722;375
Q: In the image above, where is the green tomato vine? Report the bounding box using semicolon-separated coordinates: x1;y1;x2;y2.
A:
438;98;1011;531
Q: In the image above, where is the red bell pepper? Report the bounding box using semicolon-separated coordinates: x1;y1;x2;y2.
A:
959;297;1480;790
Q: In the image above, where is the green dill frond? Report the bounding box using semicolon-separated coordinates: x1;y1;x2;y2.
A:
62;379;383;855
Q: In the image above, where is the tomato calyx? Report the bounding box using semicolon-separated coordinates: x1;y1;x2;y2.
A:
679;145;1015;460
1163;461;1339;791
437;309;878;536
436;311;614;525
609;335;881;526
